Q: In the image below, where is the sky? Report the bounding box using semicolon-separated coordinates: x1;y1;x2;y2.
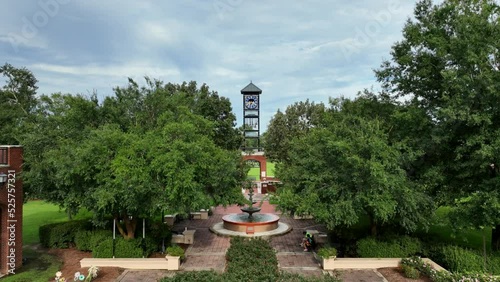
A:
0;0;419;131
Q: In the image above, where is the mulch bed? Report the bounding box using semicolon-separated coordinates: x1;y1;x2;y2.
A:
47;248;123;282
378;267;432;282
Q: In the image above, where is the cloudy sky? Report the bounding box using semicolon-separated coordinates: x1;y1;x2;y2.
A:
0;0;419;131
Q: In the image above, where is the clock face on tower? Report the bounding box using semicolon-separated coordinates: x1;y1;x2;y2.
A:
244;95;259;109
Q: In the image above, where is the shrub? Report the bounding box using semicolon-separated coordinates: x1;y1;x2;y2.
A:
487;254;500;275
92;237;156;258
160;270;224;282
438;245;484;273
92;238;113;258
39;220;92;248
75;230;113;251
401;256;500;282
160;236;342;282
225;237;279;281
356;236;421;258
75;231;93;251
166;245;185;259
317;247;337;258
402;265;420;279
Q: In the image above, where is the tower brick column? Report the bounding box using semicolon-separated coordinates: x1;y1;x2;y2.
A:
0;146;23;275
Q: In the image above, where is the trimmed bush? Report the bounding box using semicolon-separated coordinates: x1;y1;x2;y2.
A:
92;237;156;258
402;265;420;279
224;237;279;281
75;231;93;251
160;236;341;282
166;245;185;259
317;247;337;258
92;238;114;258
160;271;224;282
356;236;421;258
75;230;113;251
39;220;92;248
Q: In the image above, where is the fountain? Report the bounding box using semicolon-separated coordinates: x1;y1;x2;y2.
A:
211;186;290;237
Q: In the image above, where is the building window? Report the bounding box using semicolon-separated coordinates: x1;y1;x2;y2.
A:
0;148;7;165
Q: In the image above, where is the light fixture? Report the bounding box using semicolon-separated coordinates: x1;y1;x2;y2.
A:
0;172;7;187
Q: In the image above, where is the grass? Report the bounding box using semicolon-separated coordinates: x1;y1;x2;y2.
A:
247;161;275;179
1;201;94;281
1;248;61;282
346;207;491;252
23;201;93;245
22;201;68;245
421;206;492;251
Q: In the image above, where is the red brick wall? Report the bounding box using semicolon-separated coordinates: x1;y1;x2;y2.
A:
243;154;267;181
0;146;23;275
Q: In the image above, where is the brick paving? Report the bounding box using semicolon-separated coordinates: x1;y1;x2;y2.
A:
116;198;387;281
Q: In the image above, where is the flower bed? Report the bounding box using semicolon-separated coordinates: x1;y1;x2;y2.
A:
401;257;500;282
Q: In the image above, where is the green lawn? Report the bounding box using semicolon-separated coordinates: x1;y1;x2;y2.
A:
248;161;275;179
1;248;61;282
421;206;492;251
2;201;93;281
23;201;92;245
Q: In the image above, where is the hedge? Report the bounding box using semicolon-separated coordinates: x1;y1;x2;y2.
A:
356;236;421;258
161;237;341;282
75;230;113;251
92;237;157;258
39;220;93;248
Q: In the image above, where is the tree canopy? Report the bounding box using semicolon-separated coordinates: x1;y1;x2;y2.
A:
375;0;500;249
2;72;246;239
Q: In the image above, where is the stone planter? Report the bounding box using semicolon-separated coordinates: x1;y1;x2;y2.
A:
314;252;336;270
165;255;181;270
164;214;177;227
321;256;336;270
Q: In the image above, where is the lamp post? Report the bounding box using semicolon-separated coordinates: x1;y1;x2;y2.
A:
0;172;7;188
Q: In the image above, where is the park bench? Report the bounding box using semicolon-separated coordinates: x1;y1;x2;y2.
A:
171;229;196;245
190;209;209;220
164;213;178;227
306;229;328;244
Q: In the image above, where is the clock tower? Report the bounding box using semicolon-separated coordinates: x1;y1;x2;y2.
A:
241;82;262;151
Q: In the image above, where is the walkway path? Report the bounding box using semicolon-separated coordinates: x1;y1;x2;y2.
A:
117;199;387;281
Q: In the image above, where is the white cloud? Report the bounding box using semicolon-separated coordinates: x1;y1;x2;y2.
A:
0;0;419;131
29;63;180;79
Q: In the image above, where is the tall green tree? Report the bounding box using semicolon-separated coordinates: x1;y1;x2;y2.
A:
20;93;101;201
0;63;38;144
102;78;242;149
276;109;433;235
375;0;500;249
263;100;326;163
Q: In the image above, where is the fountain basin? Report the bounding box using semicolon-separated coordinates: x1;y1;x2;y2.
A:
222;213;279;233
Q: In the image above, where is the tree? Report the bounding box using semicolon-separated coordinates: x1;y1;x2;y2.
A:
0;63;38;144
102;78;242;149
20;93;101;201
375;0;500;249
263;100;326;163
276;110;432;235
42;108;246;239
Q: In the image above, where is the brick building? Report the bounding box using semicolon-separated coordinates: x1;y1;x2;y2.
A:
0;145;23;276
